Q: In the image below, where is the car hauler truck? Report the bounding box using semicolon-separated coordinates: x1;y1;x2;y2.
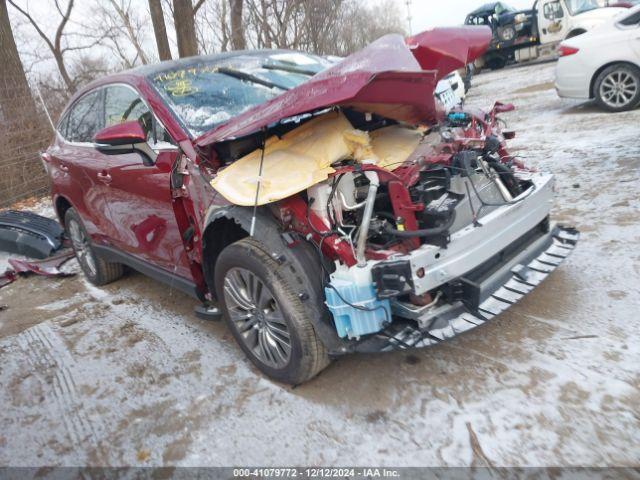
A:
466;0;626;69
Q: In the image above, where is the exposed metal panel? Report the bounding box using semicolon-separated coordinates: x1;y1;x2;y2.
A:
408;173;555;295
353;224;578;353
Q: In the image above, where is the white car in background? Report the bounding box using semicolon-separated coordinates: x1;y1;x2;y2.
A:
555;5;640;111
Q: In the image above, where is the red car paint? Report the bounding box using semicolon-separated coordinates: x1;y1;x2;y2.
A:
406;27;492;81
0;250;75;291
94;120;147;144
46;27;493;300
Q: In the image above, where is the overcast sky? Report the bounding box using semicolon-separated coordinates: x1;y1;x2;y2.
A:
400;0;534;32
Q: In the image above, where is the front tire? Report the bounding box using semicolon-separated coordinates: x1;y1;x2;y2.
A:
65;208;124;286
594;64;640;113
214;238;329;385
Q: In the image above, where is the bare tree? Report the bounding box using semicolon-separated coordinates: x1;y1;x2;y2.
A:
0;0;53;209
173;0;205;57
0;0;38;123
8;0;80;93
149;0;172;60
103;0;150;65
242;0;404;55
301;0;342;55
244;0;306;50
194;0;230;54
229;0;245;50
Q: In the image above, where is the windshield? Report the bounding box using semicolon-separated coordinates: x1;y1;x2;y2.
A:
565;0;600;15
151;52;331;137
495;2;516;14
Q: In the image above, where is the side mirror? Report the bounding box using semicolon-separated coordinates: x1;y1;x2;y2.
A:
94;121;156;166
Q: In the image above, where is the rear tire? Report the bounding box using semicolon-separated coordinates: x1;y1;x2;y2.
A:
594;63;640;113
486;54;507;71
65;208;123;286
214;237;329;385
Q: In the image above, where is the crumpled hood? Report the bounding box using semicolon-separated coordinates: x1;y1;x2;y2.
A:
195;26;491;148
406;27;491;81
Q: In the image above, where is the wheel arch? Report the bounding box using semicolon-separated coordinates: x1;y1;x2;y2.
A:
54;195;73;226
201;205;344;352
201;207;251;299
590;61;640;98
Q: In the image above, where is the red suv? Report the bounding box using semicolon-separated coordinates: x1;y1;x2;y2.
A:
44;29;578;384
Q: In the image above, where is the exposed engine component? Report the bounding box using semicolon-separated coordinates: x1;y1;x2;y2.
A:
291;107;555;346
325;263;391;339
355;169;380;266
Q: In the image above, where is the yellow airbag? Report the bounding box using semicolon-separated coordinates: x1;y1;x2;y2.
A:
209;111;423;206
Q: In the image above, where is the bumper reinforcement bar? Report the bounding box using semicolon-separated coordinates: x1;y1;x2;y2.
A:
352;224;579;353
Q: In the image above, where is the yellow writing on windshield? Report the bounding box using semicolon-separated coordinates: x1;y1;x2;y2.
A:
165;79;199;97
154;64;221;84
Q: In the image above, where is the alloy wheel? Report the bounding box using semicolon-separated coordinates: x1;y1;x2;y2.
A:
68;219;97;277
599;70;639;109
223;267;292;368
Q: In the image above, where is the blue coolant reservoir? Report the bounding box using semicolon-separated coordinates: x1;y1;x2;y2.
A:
324;275;392;339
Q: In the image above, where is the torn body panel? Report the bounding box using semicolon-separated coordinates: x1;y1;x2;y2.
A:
0;249;75;291
406;27;493;81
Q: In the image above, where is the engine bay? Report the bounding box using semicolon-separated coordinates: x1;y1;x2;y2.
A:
205;102;555;341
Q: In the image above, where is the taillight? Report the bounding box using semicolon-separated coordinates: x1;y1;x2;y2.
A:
558;45;580;57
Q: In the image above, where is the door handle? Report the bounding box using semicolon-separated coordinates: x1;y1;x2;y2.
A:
97;171;112;183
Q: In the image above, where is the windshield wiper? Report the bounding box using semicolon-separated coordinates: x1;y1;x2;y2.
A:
216;67;290;91
262;63;318;77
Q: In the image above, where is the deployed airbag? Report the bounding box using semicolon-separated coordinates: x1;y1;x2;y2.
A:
209;111;422;206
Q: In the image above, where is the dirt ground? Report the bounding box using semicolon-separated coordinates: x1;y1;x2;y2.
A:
1;61;639;467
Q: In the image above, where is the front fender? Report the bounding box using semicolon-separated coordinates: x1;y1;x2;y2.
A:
202;205;345;353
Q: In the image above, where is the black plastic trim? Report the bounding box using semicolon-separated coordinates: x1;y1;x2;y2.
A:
0;210;64;259
92;244;200;299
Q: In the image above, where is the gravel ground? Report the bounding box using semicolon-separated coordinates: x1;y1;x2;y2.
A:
0;61;639;468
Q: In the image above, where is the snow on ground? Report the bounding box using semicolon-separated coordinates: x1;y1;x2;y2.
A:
0;62;639;467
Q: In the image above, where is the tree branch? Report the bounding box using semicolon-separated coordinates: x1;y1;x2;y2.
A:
7;0;56;52
193;0;205;14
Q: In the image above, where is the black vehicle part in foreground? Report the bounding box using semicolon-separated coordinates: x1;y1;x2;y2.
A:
0;210;64;259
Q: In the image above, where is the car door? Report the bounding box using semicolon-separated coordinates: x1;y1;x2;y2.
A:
48;89;112;241
621;9;640;57
538;0;569;44
99;83;192;279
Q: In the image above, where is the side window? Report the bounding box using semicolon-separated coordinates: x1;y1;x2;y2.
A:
620;10;640;26
66;91;104;143
104;85;172;145
57;113;70;139
544;1;564;20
